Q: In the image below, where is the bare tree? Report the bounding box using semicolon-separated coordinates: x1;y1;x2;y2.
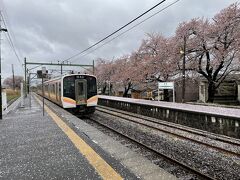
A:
3;76;23;89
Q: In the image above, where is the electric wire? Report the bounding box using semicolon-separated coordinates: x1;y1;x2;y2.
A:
1;12;23;67
0;1;24;59
62;0;167;63
71;0;181;62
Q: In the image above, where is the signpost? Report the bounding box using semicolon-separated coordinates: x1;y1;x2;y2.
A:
42;67;47;116
158;82;175;102
20;83;24;107
36;67;47;116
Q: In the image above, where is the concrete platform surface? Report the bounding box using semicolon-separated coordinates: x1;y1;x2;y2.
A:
0;95;176;180
40;94;177;180
0;96;106;179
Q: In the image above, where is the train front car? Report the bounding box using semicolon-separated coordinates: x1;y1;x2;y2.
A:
62;74;98;114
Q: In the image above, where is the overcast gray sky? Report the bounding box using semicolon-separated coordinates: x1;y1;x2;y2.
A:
0;0;238;79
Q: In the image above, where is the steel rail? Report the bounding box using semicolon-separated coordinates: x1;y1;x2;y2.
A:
96;107;240;157
97;105;240;145
86;115;214;180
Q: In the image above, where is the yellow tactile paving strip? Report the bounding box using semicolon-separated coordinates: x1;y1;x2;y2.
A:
35;96;123;180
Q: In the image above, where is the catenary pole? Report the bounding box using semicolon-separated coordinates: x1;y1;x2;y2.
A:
0;15;2;119
0;12;8;119
12;64;15;90
182;35;186;103
24;57;27;97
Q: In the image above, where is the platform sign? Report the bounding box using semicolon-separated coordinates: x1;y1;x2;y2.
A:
158;82;175;102
20;83;24;107
158;82;174;89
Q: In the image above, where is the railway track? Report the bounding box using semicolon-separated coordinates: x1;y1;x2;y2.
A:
38;95;239;179
96;105;240;156
83;115;212;179
80;106;240;179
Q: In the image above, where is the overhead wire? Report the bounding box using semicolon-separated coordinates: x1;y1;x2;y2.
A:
0;12;23;69
2;33;24;70
62;0;167;63
71;0;181;62
2;10;24;60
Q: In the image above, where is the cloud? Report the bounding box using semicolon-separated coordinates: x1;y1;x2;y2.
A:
0;0;237;79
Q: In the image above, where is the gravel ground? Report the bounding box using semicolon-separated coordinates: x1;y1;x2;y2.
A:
98;106;240;155
92;111;240;180
82;116;195;179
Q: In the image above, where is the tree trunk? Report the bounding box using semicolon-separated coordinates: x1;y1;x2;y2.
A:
102;83;107;94
123;87;129;97
123;88;128;97
109;83;113;95
207;81;216;103
123;82;131;97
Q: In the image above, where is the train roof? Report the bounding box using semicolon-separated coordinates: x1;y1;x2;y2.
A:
44;74;96;84
63;74;96;79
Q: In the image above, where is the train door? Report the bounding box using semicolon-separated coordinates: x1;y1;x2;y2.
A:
75;79;87;105
58;82;61;102
56;83;58;101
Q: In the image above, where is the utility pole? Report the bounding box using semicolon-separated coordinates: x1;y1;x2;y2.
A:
182;35;186;103
29;73;31;108
93;60;95;75
24;57;27;97
12;64;15;90
0;12;8;119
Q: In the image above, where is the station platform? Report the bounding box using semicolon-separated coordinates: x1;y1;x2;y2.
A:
0;95;176;180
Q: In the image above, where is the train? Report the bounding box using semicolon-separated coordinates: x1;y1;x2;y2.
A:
37;74;98;114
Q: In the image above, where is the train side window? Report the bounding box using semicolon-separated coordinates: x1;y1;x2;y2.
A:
59;82;61;95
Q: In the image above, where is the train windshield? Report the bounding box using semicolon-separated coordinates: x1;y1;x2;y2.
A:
77;82;84;96
63;75;97;100
63;76;75;99
86;76;97;94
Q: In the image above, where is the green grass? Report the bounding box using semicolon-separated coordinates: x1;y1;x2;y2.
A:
6;89;20;103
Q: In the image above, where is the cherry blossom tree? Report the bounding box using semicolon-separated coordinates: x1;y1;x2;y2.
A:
175;3;240;102
95;3;240;102
95;58;115;94
111;56;141;97
135;33;179;100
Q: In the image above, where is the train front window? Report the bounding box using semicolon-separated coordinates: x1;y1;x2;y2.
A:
77;82;84;96
87;77;97;94
63;76;75;99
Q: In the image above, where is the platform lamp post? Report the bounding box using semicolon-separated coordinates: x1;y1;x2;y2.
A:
0;18;8;119
180;35;186;103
